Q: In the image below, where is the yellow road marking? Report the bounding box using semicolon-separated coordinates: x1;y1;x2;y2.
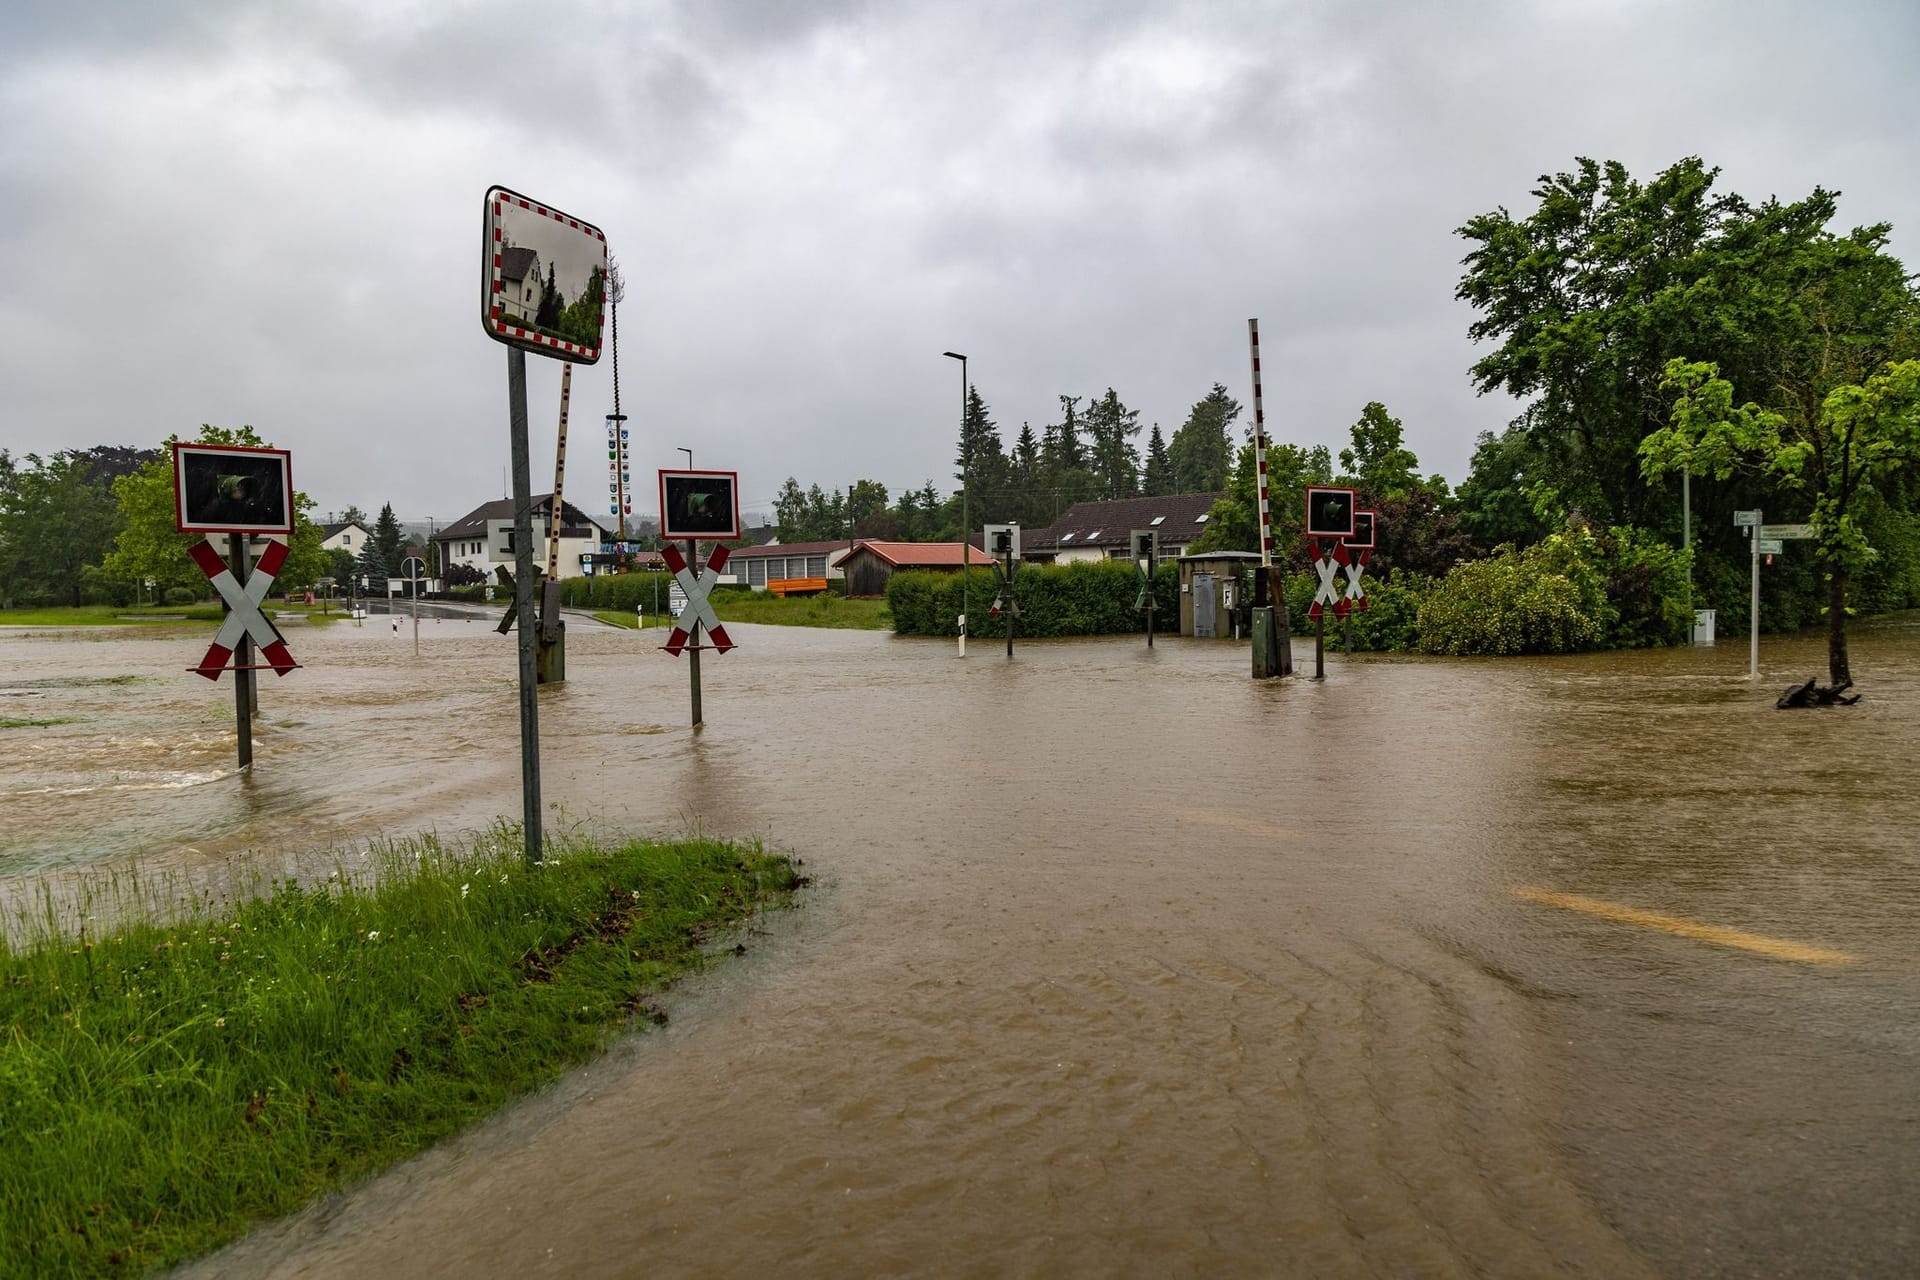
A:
1512;886;1858;967
1145;803;1302;840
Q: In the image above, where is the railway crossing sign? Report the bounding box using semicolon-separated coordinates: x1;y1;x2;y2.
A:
660;543;734;657
188;537;298;680
1309;544;1346;620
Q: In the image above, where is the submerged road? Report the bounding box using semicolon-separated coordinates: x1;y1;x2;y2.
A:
4;615;1917;1276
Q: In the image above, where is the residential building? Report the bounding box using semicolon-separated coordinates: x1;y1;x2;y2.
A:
320;521;371;555
1017;493;1224;564
430;495;603;581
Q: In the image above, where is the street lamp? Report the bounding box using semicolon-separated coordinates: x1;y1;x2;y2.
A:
943;351;967;652
677;447;693;470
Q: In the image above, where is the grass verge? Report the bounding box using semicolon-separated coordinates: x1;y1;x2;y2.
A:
0;829;802;1276
0;605;227;627
592;593;891;631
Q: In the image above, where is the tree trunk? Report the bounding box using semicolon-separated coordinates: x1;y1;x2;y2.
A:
1827;564;1851;686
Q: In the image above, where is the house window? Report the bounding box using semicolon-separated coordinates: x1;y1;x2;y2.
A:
807;555;827;576
343;534;352;546
748;559;767;586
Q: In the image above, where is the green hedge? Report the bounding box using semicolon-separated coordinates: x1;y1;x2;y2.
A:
887;560;1179;638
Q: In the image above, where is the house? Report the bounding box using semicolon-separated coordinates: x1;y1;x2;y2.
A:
499;246;543;322
725;539;852;591
431;495;603;581
320;521;371;555
831;541;993;598
1018;493;1224;564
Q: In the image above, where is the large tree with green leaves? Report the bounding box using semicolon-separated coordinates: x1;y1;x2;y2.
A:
1083;388;1141;500
1457;156;1915;532
0;451;122;606
1645;358;1920;685
1168;383;1238;493
371;503;404;576
1338;402;1422;501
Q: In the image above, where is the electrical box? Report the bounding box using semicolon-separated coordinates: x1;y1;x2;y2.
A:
1221;577;1239;610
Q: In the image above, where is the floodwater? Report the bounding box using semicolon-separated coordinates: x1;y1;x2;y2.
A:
5;609;1919;1277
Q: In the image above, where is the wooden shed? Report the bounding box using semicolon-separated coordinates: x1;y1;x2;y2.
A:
831;541;993;598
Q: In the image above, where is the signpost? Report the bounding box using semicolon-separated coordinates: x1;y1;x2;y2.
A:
401;555;426;655
1303;486;1356;680
1131;528;1159;648
1735;509;1762;680
482;185;608;864
172;443;300;772
658;469;741;726
985;524;1020;658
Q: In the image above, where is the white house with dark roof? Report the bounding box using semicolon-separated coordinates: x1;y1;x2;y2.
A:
499;246;543;322
1018;493;1224;564
431;495;603;580
320;520;371;555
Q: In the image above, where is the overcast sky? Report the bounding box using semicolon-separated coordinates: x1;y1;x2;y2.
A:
3;0;1915;526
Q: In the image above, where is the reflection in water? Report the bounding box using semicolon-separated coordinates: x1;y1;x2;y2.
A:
7;613;1919;1277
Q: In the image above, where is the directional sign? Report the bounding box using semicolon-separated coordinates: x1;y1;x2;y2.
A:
188;538;298;680
1761;523;1813;540
1733;510;1760;527
1758;538;1784;555
659;543;734;656
401;556;427;580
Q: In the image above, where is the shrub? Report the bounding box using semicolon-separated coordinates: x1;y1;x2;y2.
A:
1417;542;1602;656
887;560;1179;638
163;587;197;607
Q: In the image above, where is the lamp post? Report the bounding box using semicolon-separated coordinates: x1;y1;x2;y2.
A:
943;350;967;654
677;447;693;471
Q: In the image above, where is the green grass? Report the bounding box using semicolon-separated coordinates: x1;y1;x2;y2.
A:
592;593;891;631
0;716;81;729
0;605;227;627
0;829;803;1277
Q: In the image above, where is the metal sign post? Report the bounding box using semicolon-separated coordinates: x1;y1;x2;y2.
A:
1131;529;1158;648
658;469;742;727
173;443;300;773
401;555;426;655
985;524;1020;659
1736;508;1762;680
482;185;609;865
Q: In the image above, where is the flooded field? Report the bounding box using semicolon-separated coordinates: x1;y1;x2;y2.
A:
6;611;1919;1276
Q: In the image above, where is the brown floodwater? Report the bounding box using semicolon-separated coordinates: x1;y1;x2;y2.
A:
5;609;1918;1277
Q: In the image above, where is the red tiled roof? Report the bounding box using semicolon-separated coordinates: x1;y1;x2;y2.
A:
830;541;993;569
727;539;855;559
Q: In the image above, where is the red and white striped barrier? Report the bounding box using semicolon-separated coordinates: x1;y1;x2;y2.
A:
1248;319;1273;566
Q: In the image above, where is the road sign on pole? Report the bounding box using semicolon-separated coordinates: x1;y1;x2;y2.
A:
1761;523;1813;540
1733;509;1760;528
402;556;427;656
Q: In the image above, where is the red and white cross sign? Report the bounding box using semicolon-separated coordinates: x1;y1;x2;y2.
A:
659;543;735;657
188;538;299;680
1308;541;1348;620
1342;548;1371;615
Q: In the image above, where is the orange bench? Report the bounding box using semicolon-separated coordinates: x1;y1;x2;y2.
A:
768;577;829;597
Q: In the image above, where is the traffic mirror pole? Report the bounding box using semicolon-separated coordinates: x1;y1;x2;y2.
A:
507;346;544;865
